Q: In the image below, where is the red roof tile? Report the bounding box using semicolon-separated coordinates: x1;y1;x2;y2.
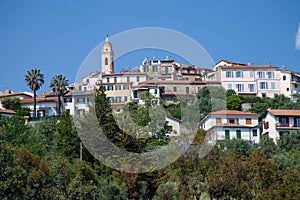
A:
267;109;300;117
215;123;257;128
220;65;276;69
21;97;58;104
0;92;32;98
0;109;16;114
209;110;258;116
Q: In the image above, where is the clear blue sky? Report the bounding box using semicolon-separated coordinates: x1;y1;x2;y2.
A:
1;0;300;93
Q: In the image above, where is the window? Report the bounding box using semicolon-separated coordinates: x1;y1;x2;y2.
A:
294;118;300;127
136;76;140;82
107;85;114;91
173;87;177;92
228;119;235;124
114;77;117;83
115;85;121;90
154;89;158;94
252;129;258;137
258;71;265;78
107;78;110;83
262;93;266;98
64;97;72;103
133;91;138;98
283;75;286;81
76;98;85;103
216;118;222;124
105;57;108;65
115;96;121;103
144;66;149;72
267;71;274;79
108;97;114;103
127;76;130;82
236;71;243;78
236;130;241;139
236;84;244;92
226;71;233;78
260;82;268;89
123;85;129;90
225;130;230;140
153;66;158;72
280;117;288;127
271;82;275;89
287;87;289;91
228;84;232;90
100;85;106;90
246;118;252;124
87;97;90;103
165;66;169;74
249;70;254;78
124;96;128;102
186;87;189;94
248;84;255;92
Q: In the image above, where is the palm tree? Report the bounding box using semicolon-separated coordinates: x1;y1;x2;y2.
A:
50;74;68;115
24;68;44;117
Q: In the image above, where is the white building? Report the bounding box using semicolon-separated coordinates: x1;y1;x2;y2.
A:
21;97;58;117
199;110;260;143
263;109;300;142
0;109;16;117
280;69;300;102
165;115;181;136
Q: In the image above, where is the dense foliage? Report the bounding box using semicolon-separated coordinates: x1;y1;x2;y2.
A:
1;86;300;199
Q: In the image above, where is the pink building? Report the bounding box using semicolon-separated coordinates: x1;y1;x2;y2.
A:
218;64;281;98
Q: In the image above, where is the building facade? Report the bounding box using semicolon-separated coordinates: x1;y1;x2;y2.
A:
199;110;260;143
263;109;300;142
280;69;300;102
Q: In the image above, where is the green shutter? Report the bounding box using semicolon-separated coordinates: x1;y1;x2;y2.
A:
225;130;230;140
252;129;257;137
236;130;241;139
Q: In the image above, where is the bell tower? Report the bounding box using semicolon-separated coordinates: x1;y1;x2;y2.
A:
101;36;114;74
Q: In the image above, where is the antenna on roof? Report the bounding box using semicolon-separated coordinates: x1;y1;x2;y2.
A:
152;46;155;60
269;61;272;66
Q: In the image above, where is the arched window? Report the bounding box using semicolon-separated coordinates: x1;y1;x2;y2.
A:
105;57;108;65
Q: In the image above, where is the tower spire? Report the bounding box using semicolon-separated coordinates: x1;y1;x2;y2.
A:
101;36;114;74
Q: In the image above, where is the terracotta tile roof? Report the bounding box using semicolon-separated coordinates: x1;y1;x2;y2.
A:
102;72;147;76
101;82;130;85
0;92;33;98
0;109;16;114
267;109;300;117
209;110;258;116
220;65;277;69
21;97;58;104
215;123;257;128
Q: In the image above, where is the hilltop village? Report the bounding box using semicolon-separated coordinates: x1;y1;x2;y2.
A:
1;37;300;199
2;37;300;143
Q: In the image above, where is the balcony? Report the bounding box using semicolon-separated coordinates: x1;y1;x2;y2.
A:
292;90;300;96
276;123;300;130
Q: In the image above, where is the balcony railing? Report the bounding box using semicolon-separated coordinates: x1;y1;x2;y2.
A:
29;115;61;122
276;123;300;128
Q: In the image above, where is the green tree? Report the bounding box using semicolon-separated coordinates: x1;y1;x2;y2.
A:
258;134;278;158
1;97;21;111
197;86;226;117
56;112;81;159
24;68;44;117
226;95;243;110
268;94;300;110
165;103;181;120
50;74;69;115
94;86;119;141
226;89;236;97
